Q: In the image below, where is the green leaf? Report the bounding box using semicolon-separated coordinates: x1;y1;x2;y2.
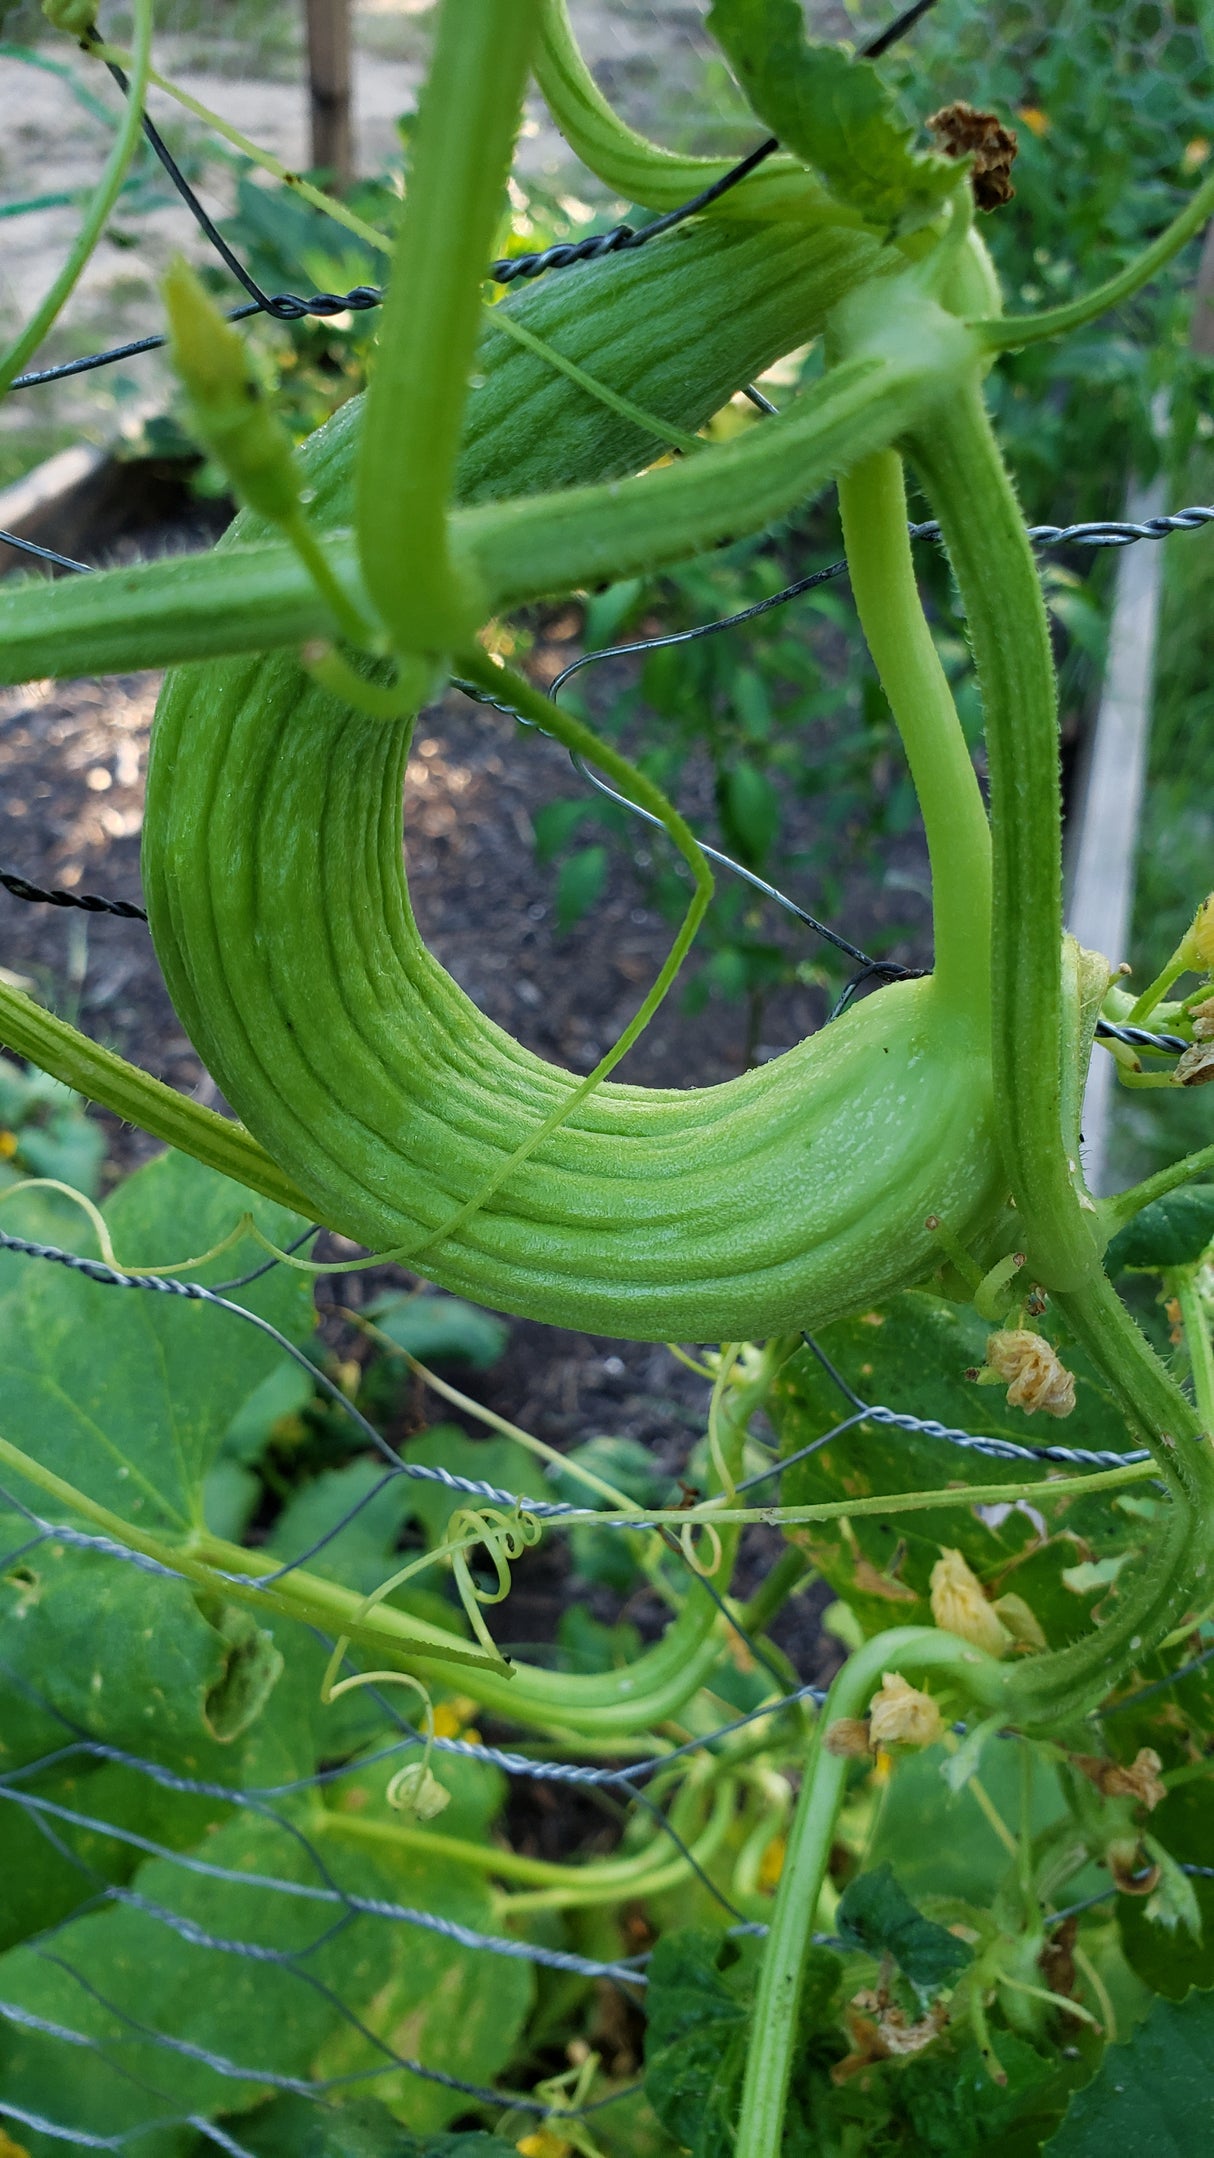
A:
769;1294;1145;1647
367;1289;509;1370
236;2096;426;2155
835;1862;972;1991
550;1435;668;1593
708;0;959;234
0;1534;277;1772
263;1456;472;1653
1120;1782;1214;1998
1045;1988;1214;2153
898;2029;1058;2152
717;760;780;869
396;1423;539;1546
643;1930;754;2158
0;1148;313;1532
239;2095;521;2154
0;1803;532;2144
532;795;592;863
868;1742;1073;1906
644;1929;845;2156
223;1357;315;1465
556;840;609;931
1105;1185;1214;1272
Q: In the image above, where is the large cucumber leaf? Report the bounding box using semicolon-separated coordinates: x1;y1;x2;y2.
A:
0;1148;313;1529
1045;1988;1214;2152
708;0;959;234
769;1293;1150;1650
0;1799;532;2146
1105;1185;1214;1272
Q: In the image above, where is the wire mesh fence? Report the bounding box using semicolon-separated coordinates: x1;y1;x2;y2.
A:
2;1;1214;2150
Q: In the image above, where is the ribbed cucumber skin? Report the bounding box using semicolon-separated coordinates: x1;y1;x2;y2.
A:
293;216;886;524
145;214;1004;1339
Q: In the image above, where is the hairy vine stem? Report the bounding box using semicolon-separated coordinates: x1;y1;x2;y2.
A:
734;1625;1006;2157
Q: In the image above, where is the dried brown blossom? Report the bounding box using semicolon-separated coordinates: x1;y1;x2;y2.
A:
927;101;1018;209
986;1328;1076;1418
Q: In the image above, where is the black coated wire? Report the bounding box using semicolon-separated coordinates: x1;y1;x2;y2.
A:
0;865;147;920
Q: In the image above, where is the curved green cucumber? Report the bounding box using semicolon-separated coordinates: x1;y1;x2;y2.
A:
141;218;1007;1341
147;678;1001;1339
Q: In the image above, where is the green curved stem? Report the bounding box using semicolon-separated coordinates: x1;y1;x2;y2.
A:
0;337;964;690
0;977;312;1214
906;378;1101;1292
735;1627;1006;2158
1175;1270;1214;1436
0;0;155;398
0;1433;501;1679
501;1781;737;1913
838;448;991;1016
355;0;542;652
1100;1143;1214;1233
534;0;844;223
322;1796;703;1893
977;165;1214;352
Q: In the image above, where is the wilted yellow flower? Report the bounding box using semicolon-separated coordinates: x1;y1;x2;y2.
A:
516;2135;571;2158
758;1834;786;1890
1017;106;1050;137
986;1328;1076;1418
867;1671;944;1750
1190;994;1214;1041
1176;1042;1214;1088
1072;1747;1166;1812
1184;137;1211;173
930;1549;1013;1658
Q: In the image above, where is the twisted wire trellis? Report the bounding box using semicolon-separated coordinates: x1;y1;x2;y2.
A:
2;1210;1211;2139
2;1;1213;2139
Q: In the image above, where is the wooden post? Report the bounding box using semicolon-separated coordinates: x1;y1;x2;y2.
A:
305;0;353;190
1068;219;1214;1192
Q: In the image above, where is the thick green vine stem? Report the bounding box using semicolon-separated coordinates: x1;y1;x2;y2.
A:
837;447;991;1016
734;1627;1007;2158
904;375;1214;1722
905;379;1103;1296
534;0;843;223
355;0;541;653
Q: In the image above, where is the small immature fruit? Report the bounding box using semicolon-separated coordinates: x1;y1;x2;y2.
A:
1180;894;1214;973
163;260;303;529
